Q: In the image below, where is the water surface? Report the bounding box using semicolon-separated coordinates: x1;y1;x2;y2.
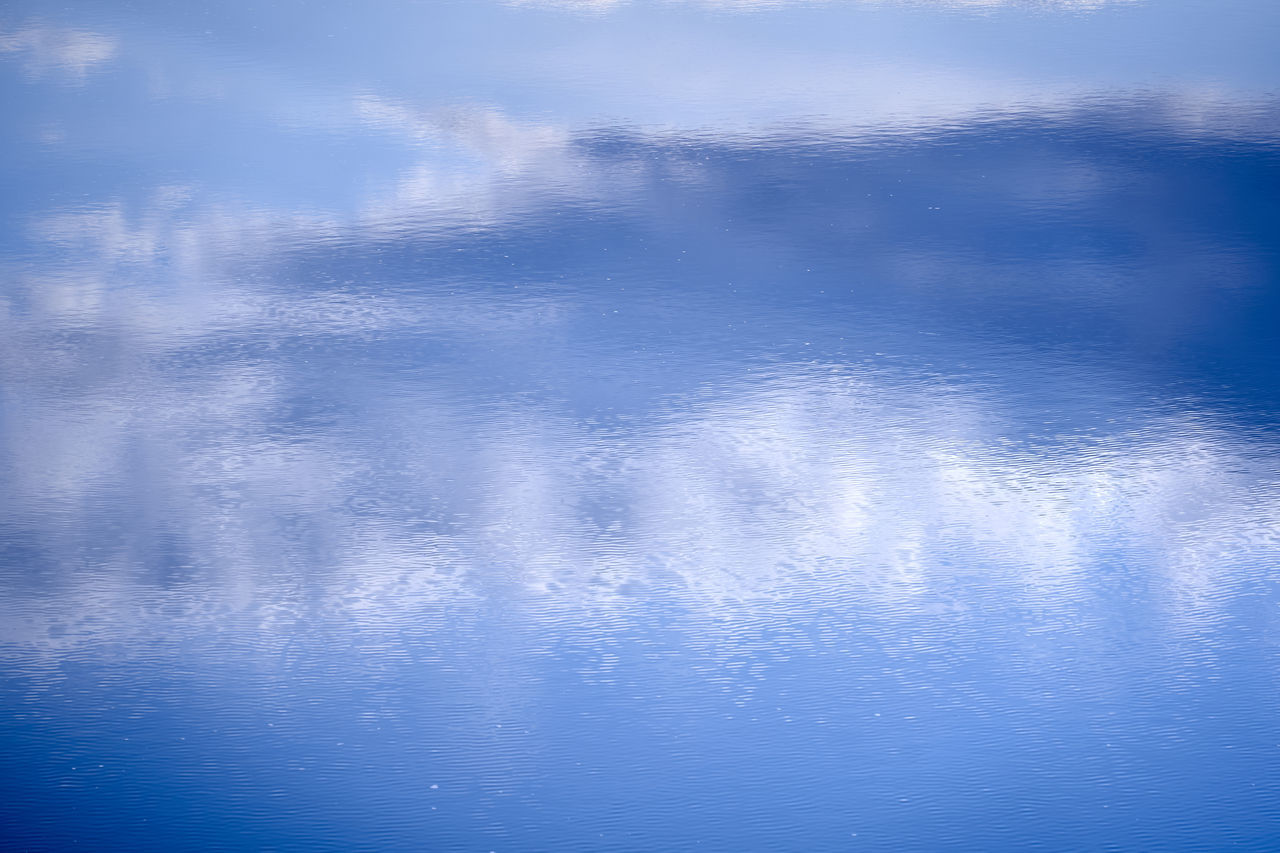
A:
2;1;1279;850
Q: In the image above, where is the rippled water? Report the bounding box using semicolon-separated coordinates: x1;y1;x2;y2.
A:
2;1;1279;850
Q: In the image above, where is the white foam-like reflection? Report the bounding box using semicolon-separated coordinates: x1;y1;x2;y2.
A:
0;24;117;80
2;340;1276;665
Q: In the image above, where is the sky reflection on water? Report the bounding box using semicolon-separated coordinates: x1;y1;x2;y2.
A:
2;0;1279;850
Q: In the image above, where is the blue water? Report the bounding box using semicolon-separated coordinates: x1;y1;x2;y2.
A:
2;1;1279;850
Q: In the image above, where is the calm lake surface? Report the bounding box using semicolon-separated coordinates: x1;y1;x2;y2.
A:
2;1;1279;850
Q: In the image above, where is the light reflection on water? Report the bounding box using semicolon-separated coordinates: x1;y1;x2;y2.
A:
5;360;1275;649
2;0;1280;850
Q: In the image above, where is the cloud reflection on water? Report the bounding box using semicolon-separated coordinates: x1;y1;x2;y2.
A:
3;254;1278;666
4;2;1280;849
1;0;1278;672
0;24;117;80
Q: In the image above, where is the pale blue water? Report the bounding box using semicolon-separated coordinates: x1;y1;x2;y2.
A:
2;1;1279;850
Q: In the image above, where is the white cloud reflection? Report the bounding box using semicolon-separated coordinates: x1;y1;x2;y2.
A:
0;24;116;79
2;296;1277;666
351;97;641;231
